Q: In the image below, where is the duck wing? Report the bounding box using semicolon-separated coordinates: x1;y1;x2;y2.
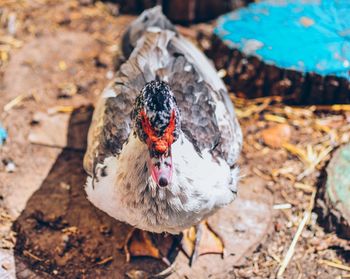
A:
167;36;242;165
84;30;175;176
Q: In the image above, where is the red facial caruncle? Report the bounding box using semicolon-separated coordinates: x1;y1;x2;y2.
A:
140;109;176;155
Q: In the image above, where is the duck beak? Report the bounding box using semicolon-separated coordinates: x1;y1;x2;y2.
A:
148;149;173;187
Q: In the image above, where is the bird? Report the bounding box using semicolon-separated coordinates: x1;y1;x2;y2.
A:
83;6;242;264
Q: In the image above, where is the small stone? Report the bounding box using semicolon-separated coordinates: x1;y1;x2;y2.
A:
58;60;67;71
99;225;111;235
94;56;108;68
30;113;41;125
7;13;17;35
274;221;282;232
62;234;69;243
106;70;114;80
261;124;292;148
58;83;78;98
60;182;70;190
2;159;16;173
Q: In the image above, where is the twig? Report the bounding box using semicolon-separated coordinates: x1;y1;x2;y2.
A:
231;95;283;104
264;114;287;123
282;143;309;164
318;260;350;272
277;191;315;278
96;256;113;265
307;188;317;213
0;35;23;48
294;182;315;194
276;211;310;278
314;104;350;111
3;93;27;112
273;204;292;210
47;105;75;114
23;250;43;261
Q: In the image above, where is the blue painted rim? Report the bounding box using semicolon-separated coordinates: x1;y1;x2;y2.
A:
215;0;350;80
0;124;8;145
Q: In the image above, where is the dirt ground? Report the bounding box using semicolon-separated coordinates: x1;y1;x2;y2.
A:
0;1;349;278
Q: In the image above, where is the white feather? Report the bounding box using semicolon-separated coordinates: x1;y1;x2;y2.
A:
85;132;238;234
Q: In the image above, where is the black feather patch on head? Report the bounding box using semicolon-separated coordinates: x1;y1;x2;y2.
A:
132;80;180;146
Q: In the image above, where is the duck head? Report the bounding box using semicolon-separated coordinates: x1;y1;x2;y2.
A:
132;80;181;187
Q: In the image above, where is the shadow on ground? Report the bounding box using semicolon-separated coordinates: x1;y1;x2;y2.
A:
13;106;177;278
12;106;274;279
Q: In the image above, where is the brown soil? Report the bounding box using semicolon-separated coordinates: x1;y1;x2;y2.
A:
0;1;349;278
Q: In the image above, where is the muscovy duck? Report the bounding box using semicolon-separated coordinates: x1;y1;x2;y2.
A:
84;6;242;263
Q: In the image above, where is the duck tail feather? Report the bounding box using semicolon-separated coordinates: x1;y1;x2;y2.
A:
121;6;177;58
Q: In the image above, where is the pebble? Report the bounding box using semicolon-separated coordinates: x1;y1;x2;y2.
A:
2;159;16;173
261;124;292;148
7;13;17;35
106;70;114;80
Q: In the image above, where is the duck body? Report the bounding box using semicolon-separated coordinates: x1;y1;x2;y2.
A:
84;7;242;235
